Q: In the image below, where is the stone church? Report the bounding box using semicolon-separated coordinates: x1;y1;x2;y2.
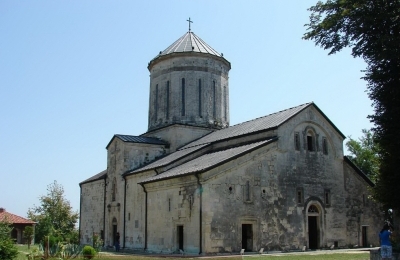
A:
79;27;382;254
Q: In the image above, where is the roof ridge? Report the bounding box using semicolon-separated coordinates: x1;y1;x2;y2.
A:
230;102;313;127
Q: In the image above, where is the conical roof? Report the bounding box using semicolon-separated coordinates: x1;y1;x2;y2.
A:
149;31;227;69
160;31;221;56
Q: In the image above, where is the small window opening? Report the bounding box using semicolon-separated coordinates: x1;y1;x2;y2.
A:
111;178;117;202
262;189;266;194
307;136;313;151
198;79;202;117
213;80;216;118
229;186;232;192
245;181;250;201
325;190;331;205
296;188;303;204
181;78;185;116
322;137;328;155
168;198;171;211
155;84;158;121
295;132;300;150
166;81;170;119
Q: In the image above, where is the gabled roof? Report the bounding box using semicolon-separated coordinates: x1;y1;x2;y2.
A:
0;209;36;224
344;156;375;187
182;102;345;149
125;144;209;176
106;134;168;149
79;169;107;186
140;138;277;184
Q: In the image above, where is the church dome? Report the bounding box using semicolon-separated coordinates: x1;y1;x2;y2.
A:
148;31;230;70
146;29;231;133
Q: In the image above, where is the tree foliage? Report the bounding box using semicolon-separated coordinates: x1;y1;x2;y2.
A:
28;181;79;243
0;220;18;260
23;226;34;249
303;0;400;210
346;129;380;181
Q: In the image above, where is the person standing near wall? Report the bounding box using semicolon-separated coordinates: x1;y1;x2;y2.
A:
379;222;393;260
115;232;120;252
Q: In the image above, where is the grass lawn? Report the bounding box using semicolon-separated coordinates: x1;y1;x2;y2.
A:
15;244;370;260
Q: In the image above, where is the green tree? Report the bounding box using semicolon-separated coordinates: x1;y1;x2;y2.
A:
0;220;18;260
346;129;380;181
23;226;34;249
303;0;400;211
28;181;79;243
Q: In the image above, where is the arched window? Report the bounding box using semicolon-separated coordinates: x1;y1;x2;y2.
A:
308;205;319;213
307;130;315;151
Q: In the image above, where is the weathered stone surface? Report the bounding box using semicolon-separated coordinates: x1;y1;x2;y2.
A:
79;30;382;255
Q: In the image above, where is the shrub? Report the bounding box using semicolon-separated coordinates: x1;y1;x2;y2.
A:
0;221;18;260
82;245;96;259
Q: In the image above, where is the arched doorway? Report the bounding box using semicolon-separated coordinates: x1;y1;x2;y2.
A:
307;205;320;249
112;217;117;246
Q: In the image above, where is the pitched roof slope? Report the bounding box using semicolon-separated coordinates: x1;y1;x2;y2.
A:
0;209;36;224
155;31;221;58
79;169;107;186
126;144;209;175
140;138;276;184
183;103;312;149
106;134;168;149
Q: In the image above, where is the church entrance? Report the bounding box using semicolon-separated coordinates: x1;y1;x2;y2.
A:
307;205;320;250
308;216;318;249
242;224;253;251
112;217;117;246
362;226;368;247
177;225;184;250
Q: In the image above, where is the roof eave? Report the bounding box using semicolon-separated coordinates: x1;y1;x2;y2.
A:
139;137;277;185
147;52;231;71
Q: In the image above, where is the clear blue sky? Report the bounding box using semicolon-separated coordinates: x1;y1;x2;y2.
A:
0;1;373;218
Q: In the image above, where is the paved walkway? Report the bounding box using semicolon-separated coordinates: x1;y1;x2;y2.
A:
99;247;376;258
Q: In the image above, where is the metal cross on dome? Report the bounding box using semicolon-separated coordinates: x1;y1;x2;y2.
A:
187;17;193;31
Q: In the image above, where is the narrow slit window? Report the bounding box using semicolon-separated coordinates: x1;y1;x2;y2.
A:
181;78;185;116
295;132;300;150
198;79;202;117
324;190;331;205
322;137;328;155
166;81;170;119
245;180;250;201
155;84;159;121
168;198;171;211
111;178;116;202
213;80;216;118
224;86;227;121
296;188;303;205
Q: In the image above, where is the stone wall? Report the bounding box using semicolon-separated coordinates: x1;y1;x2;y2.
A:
144;175;200;253
148;54;230;132
80;179;105;245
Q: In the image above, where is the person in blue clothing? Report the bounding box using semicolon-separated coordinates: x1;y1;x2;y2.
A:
115;232;120;252
379;222;393;259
